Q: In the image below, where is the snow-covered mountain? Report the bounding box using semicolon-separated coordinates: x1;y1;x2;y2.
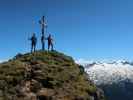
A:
79;60;133;100
84;60;133;85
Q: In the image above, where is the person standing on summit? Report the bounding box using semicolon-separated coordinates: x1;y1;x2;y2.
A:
29;33;37;53
47;34;54;51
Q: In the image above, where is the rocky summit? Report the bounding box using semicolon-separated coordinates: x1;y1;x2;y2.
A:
0;51;105;100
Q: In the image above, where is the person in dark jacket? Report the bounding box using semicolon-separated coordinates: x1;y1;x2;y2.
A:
29;33;37;53
47;34;54;51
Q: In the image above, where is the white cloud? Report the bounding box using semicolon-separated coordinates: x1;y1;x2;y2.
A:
0;59;7;63
75;58;93;65
0;60;3;62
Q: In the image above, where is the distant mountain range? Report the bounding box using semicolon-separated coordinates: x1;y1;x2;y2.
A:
82;60;133;100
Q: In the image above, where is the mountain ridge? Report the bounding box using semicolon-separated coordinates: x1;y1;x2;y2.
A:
84;61;133;100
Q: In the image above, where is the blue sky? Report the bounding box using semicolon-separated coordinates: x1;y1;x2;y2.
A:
0;0;133;61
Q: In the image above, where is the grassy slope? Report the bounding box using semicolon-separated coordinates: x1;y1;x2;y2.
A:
0;51;105;100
